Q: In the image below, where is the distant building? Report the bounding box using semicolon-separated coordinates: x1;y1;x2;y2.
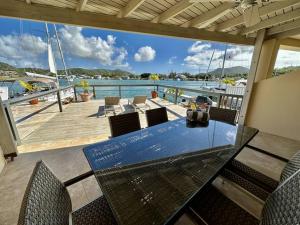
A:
0;70;19;77
175;74;187;80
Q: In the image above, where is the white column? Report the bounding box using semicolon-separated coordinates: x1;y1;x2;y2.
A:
0;146;6;174
238;29;266;125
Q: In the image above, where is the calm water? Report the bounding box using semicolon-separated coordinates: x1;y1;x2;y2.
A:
3;79;220;100
69;79;220;100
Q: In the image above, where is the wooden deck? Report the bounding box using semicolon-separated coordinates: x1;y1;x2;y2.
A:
15;98;186;153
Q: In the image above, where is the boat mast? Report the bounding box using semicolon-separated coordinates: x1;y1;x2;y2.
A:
53;24;70;85
221;45;228;79
206;49;215;81
45;22;60;86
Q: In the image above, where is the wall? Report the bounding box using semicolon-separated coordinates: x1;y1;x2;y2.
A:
0;146;5;173
246;70;300;141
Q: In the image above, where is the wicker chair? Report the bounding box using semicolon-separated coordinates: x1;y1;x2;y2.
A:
222;150;300;201
189;169;300;225
260;169;300;225
280;150;300;183
146;107;168;127
129;96;150;112
209;107;237;125
108;112;141;137
189;151;300;225
18;161;117;225
104;96;122;116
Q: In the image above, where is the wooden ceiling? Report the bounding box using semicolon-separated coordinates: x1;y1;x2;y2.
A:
1;0;300;45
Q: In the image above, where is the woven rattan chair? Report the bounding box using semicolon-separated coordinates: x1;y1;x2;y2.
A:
104;96;122;116
222;150;300;201
18;161;117;225
260;168;300;225
129;96;150;113
280;150;300;183
108;112;141;137
188;151;300;225
146;107;168;127
209;107;237;125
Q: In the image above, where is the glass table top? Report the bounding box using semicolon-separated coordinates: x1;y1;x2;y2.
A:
83;118;258;225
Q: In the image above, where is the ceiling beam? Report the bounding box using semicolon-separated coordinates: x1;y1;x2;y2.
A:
241;8;300;35
0;0;255;45
181;3;235;28
267;18;300;36
279;38;300;51
76;0;88;12
213;0;300;31
26;0;31;4
268;27;300;40
152;0;195;23
117;0;146;18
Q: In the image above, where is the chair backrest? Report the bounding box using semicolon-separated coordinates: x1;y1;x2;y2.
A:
280;150;300;183
108;112;141;137
18;161;71;225
260;169;300;225
133;96;147;104
105;96;120;106
146;107;168;127
209;107;237;125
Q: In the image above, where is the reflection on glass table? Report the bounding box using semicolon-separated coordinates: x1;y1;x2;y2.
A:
83;118;258;225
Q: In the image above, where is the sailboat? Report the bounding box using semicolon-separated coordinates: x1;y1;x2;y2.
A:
24;23;74;102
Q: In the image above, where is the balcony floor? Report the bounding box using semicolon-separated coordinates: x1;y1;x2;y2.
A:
15;98;186;153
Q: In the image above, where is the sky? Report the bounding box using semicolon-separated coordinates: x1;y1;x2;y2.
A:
0;17;298;75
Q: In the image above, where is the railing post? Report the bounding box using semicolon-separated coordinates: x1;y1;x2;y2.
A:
93;86;96;99
3;102;21;145
118;86;121;98
73;86;78;102
218;94;222;108
57;90;63;112
156;85;158;92
174;88;178;104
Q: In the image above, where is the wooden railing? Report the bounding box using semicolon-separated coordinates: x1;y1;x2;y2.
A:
73;84;244;110
0;85;73;146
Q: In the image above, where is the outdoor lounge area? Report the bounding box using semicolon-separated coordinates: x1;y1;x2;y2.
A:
1;0;300;225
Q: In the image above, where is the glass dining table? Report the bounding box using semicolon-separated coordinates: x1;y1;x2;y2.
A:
83;117;258;225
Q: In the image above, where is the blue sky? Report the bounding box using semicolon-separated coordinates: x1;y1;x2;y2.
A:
0;17;257;75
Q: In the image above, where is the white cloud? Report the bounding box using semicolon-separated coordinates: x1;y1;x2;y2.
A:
188;41;211;53
134;46;156;62
168;56;177;64
275;49;300;68
183;41;254;72
0;34;47;67
59;26;129;67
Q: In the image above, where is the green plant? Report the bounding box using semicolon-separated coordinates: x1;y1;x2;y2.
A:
166;88;184;96
18;80;37;92
222;78;235;86
77;80;90;93
149;74;159;92
149;74;159;81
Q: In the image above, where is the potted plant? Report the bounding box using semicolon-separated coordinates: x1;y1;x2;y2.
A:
18;80;39;105
166;88;184;101
149;74;159;98
222;78;236;87
77;80;91;102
